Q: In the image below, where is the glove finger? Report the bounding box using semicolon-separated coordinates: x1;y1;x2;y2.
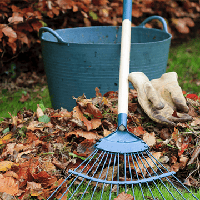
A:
151;112;176;126
168;114;192;123
172;96;189;113
144;82;164;110
176;112;193;121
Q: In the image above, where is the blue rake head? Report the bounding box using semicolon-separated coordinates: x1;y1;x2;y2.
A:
47;147;199;200
95;113;149;153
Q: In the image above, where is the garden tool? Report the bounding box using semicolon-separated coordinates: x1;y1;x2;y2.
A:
128;72;193;126
47;0;199;199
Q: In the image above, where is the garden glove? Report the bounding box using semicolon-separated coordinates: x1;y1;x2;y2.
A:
150;72;189;113
128;72;192;126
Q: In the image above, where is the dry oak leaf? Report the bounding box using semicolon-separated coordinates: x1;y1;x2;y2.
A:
26;181;42;196
114;191;134;200
0;174;19;195
91;118;102;129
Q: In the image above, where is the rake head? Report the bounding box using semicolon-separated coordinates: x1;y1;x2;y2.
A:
47;116;199;200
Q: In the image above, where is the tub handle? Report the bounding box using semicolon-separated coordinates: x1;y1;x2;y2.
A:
39;27;65;43
139;16;168;33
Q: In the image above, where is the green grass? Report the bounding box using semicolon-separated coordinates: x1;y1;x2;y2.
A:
167;37;200;94
65;181;200;200
0;85;52;122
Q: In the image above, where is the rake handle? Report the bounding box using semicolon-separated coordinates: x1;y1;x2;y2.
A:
118;0;132;128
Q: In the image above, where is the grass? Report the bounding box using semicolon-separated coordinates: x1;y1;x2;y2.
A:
167;37;200;94
64;181;200;200
0;85;52;121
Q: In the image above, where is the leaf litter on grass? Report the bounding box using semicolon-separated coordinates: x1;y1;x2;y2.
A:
0;88;200;199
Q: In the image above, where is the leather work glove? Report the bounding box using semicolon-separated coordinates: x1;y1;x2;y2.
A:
128;72;192;126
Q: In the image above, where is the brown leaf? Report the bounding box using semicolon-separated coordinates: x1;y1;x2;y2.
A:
184;176;199;187
170;162;180;172
159;128;171;140
19;92;30;102
7;42;17;54
85;103;103;119
66;130;102;140
3;171;19;179
191;117;200;126
2;26;17;38
179;155;189;168
0;174;19;195
72;106;93;131
8;16;23;24
37;104;44;118
91;118;101;129
76;139;95;156
114;192;134;200
143;132;156;147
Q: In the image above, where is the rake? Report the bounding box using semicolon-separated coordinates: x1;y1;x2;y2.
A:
47;1;199;199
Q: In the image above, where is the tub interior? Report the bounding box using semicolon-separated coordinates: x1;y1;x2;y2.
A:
42;26;171;44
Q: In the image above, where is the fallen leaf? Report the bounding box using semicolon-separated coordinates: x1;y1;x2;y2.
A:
42;161;56;172
0;174;19;195
91;118;101;129
85;103;103;119
103;129;111;137
191;117;200;126
114;191;134;200
132;152;162;175
159;128;171;140
143;132;156;147
0;161;16;171
37;104;44;118
19;92;30;102
184;176;199;187
66;130;102;140
3;171;19;179
179;155;189;168
26;181;42;196
72;106;93;131
76;139;95;156
2;26;17;38
0;133;12;144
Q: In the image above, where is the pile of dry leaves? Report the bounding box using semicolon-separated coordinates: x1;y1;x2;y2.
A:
0;88;200;199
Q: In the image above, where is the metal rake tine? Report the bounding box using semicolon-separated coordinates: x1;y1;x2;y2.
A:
124;153;127;193
58;149;99;200
138;152;167;200
67;151;105;200
109;153;117;200
117;153;120;196
100;153;113;200
171;174;199;200
135;153;156;200
91;151;109;200
146;150;198;200
79;151;106;200
47;173;72;200
127;154;135;198
141;151;184;200
131;153;145;199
